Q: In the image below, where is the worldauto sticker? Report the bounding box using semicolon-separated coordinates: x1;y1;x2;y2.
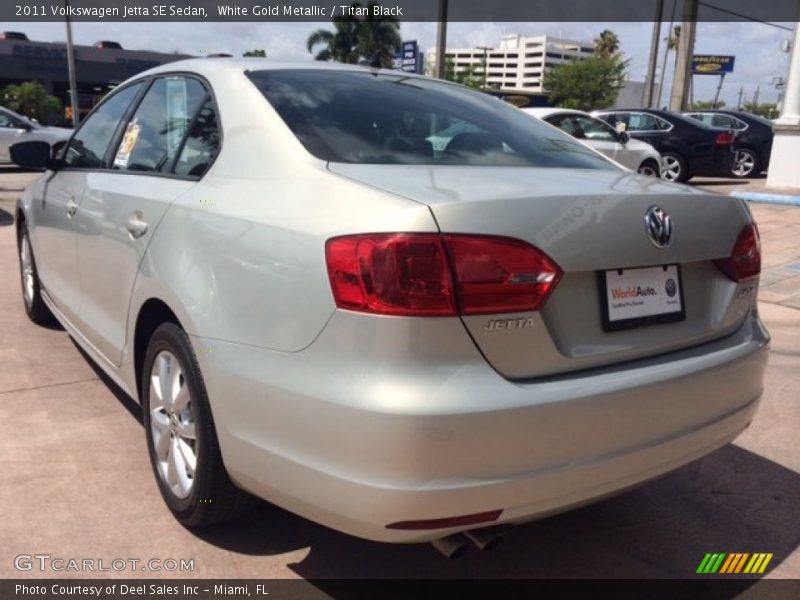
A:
605;265;682;322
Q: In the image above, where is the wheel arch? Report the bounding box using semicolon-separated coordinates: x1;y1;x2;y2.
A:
133;298;183;403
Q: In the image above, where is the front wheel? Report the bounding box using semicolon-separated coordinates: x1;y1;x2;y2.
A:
17;224;55;325
661;152;689;182
732;148;760;178
142;322;255;527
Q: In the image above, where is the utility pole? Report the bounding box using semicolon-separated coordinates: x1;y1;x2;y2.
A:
64;0;79;126
669;0;698;111
475;45;492;90
643;0;665;108
737;86;743;109
434;0;448;79
753;85;760;106
767;23;800;188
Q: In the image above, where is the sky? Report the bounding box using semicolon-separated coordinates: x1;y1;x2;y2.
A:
3;20;795;107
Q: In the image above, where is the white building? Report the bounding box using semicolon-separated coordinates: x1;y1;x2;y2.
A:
426;34;595;93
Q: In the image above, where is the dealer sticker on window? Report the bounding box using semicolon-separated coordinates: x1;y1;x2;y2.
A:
601;264;685;330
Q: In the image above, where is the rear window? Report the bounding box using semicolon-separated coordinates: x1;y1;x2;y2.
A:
246;69;615;170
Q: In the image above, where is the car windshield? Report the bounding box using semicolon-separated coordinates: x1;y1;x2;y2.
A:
247;69;615;169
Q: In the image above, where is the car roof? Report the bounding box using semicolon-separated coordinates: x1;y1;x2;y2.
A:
522;107;591;118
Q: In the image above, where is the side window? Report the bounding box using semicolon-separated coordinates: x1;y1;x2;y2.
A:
627;113;660;131
112;76;207;173
63;83;142;169
711;114;735;128
174;100;220;177
573;115;616;141
0;112;13;128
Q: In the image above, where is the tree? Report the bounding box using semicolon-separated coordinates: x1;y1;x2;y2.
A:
666;25;681;74
543;55;629;111
692;99;727;109
0;81;62;125
242;49;266;57
593;29;620;58
443;57;482;89
306;2;400;67
742;102;778;119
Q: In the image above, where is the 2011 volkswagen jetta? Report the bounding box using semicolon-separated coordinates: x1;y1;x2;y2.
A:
13;59;768;547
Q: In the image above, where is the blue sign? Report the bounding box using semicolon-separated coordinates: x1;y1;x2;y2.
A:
692;55;735;75
394;40;420;73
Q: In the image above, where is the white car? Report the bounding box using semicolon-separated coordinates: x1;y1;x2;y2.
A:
0;107;72;164
522;107;662;177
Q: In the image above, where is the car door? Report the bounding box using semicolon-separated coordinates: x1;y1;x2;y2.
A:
73;75;216;365
0;110;27;162
30;83;144;323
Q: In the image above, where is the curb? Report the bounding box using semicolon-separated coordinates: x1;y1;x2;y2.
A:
730;191;800;207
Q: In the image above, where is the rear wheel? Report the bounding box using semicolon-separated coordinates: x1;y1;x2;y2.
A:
17;224;54;325
661;152;689;182
732;148;760;178
142;322;255;527
637;159;661;178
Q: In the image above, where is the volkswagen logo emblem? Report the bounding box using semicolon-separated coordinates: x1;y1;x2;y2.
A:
644;206;673;248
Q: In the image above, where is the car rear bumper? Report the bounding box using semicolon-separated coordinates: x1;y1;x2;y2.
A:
194;309;769;543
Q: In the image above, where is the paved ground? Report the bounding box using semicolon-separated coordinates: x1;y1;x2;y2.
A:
1;168;799;582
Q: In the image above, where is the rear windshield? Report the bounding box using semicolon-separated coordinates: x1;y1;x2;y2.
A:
246;69;616;169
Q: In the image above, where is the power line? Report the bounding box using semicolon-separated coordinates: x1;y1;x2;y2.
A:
698;2;794;31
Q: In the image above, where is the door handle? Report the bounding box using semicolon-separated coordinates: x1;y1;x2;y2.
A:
126;212;148;239
66;198;78;218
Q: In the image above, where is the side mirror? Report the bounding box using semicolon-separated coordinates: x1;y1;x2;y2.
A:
9;140;52;170
618;131;630;144
48;140;67;170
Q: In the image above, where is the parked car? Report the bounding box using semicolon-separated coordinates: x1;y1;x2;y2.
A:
684;110;774;178
594;108;737;182
13;60;768;552
523;107;662;177
0;107;71;164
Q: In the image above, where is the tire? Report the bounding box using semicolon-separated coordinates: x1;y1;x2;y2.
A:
17;223;55;325
661;152;689;182
732;148;760;179
141;322;255;527
637;159;661;178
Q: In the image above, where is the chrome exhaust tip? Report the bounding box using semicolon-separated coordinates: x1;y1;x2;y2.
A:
464;525;508;551
430;533;471;559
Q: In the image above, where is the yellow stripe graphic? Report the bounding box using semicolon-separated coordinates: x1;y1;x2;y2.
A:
744;554;759;573
757;553;773;574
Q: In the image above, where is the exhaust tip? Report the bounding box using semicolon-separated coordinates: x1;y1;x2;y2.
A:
464;525;509;551
431;533;471;559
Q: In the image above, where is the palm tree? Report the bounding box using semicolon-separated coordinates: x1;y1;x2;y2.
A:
667;25;681;72
593;29;620;58
306;2;401;67
357;3;402;67
306;13;362;63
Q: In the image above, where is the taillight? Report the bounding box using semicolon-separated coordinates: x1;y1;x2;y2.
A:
445;235;562;315
325;233;562;316
715;131;734;145
714;223;761;282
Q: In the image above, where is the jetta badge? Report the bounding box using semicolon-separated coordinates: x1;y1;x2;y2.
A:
644;205;673;248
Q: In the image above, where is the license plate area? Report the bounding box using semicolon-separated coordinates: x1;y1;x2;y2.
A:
599;265;686;331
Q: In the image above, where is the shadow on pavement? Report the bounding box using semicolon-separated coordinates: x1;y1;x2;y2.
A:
190;444;800;579
0;209;13;226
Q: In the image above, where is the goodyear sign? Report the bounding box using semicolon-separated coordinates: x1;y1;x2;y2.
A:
692;55;735;75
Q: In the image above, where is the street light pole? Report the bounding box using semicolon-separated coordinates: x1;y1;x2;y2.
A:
643;0;664;108
476;45;492;90
64;0;79;126
767;23;800;188
434;0;448;79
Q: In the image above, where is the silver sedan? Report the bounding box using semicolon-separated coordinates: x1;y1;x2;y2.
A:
0;106;71;164
13;59;768;551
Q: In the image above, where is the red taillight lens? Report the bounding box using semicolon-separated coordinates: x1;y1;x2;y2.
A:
326;234;456;316
325;233;562;316
715;131;734;145
714;223;761;282
445;234;562;315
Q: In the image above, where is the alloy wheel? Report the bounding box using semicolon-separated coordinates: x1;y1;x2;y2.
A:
662;156;682;181
149;350;197;499
733;150;756;178
20;233;35;309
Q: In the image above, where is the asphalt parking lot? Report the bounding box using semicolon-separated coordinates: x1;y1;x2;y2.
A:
1;167;798;581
